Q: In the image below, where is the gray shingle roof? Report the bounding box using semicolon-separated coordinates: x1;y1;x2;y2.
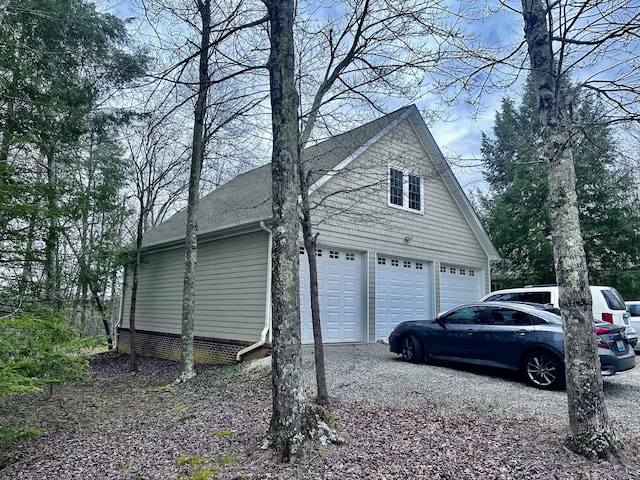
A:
140;105;499;260
141;105;414;248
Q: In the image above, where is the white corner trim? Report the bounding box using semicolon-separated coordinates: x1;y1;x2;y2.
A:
307;108;414;196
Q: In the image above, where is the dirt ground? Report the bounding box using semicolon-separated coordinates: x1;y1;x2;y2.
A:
1;351;640;479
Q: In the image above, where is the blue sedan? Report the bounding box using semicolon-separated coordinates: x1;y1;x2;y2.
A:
389;302;635;389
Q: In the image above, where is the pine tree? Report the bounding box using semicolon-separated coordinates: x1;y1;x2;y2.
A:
480;77;640;297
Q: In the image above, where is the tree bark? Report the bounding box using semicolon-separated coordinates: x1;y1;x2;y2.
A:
299;173;329;405
18;213;35;300
521;0;618;458
0;0;8;24
176;0;211;383
44;151;59;310
263;0;341;459
127;211;144;372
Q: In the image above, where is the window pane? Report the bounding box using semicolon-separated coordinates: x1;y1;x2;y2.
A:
491;308;533;326
519;292;551;304
408;174;421;210
601;289;626;310
443;306;487;324
390;168;403;206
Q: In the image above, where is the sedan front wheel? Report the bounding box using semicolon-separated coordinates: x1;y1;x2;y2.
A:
401;335;424;364
522;350;564;390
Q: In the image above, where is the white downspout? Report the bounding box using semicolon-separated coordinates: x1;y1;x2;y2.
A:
236;221;273;361
113;268;127;349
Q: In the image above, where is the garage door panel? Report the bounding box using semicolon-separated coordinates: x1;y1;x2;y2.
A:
375;256;433;340
327;296;340;308
344;280;356;290
325;329;340;342
300;248;365;344
439;265;482;313
326;311;340;324
344;297;356;308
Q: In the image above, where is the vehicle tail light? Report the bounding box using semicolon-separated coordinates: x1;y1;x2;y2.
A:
602;312;613;323
594;328;612;349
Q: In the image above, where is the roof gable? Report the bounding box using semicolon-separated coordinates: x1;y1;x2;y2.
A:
141;106;414;248
141;105;499;261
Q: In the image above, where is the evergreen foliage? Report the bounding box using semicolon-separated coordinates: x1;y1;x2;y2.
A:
0;307;94;449
0;0;146;331
480;78;640;298
0;308;92;398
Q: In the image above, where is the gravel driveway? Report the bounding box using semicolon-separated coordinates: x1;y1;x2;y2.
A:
301;342;639;430
2;344;639;479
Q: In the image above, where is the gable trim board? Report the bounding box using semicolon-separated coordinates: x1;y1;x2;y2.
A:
308;113;404;196
119;105;500;364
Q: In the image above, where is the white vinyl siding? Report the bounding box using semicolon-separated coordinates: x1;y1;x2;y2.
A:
314;122;487;265
121;230;269;342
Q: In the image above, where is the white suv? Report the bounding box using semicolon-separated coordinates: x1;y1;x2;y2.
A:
625;301;640;352
480;285;637;347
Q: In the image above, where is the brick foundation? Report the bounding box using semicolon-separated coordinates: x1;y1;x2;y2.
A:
117;328;271;365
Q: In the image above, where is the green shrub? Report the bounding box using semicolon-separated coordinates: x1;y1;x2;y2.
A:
0;426;42;451
0;308;92;398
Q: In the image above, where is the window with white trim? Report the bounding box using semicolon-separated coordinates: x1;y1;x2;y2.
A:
388;166;423;213
408;174;421;210
389;168;404;206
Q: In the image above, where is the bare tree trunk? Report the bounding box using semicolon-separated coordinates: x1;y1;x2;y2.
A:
0;0;8;23
127;212;145;372
263;0;341;459
547;132;617;456
521;0;618;458
18;214;36;300
299;173;329;405
176;0;211;383
90;287;113;349
44;152;59;309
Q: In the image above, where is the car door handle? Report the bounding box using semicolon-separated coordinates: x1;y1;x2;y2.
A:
466;329;476;335
515;329;530;336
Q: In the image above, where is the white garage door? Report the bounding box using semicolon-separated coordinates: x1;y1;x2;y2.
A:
375;255;434;340
299;247;365;344
439;264;482;313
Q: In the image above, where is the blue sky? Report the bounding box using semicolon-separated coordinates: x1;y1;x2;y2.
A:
104;0;530;194
424;2;526;193
104;0;640;196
